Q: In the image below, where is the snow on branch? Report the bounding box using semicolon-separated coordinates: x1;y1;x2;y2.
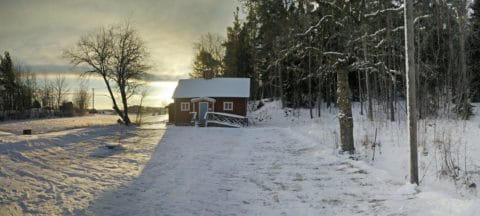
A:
352;25;403;44
351;60;379;73
315;0;343;13
375;62;402;76
392;26;404;33
414;14;432;24
375;39;386;49
371;28;386;38
297;15;333;37
364;6;404;18
323;52;344;57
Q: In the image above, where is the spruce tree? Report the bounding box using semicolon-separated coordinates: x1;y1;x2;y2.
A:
470;0;480;101
0;52;16;110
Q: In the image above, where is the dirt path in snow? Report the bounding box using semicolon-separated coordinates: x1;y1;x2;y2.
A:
0;117;166;215
90;126;416;216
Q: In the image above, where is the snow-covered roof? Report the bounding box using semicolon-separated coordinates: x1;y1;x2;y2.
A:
173;78;250;99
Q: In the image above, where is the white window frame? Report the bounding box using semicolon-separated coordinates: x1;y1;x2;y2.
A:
180;102;190;111
223;102;233;111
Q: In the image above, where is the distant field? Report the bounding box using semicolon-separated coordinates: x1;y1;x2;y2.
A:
0;115;119;135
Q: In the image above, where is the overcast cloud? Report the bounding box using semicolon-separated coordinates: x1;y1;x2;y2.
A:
0;0;239;80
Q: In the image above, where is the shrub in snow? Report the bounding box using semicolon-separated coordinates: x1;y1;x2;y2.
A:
453;102;474;120
256;101;264;110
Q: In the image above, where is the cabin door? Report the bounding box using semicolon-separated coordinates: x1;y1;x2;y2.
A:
199;102;209;122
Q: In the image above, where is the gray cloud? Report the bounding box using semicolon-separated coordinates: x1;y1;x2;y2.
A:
0;0;239;79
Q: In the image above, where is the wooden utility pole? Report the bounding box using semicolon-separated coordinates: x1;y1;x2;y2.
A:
404;0;419;185
92;88;95;111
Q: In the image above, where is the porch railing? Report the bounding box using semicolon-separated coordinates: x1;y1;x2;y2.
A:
204;112;248;128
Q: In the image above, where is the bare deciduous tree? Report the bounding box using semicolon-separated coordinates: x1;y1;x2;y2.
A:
40;76;54;109
110;23;150;125
135;88;148;126
53;74;70;110
64;22;150;125
73;83;90;115
63;26;121;115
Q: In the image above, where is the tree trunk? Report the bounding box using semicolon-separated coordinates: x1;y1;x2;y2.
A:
386;11;395;122
318;73;322;117
389;76;395;122
309;46;313;119
119;79;131;125
326;77;332;109
405;0;419;185
416;32;423;119
363;33;373;121
357;70;364;115
337;66;355;154
458;0;469;119
102;75;124;122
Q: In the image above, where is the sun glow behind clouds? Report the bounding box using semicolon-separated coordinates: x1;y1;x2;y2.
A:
0;0;240;80
97;80;178;109
0;0;240;109
144;81;178;107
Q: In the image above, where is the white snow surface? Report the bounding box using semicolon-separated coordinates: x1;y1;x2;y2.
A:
2;102;480;215
91;125;410;215
172;78;250;99
0;114;167;215
90;101;480;215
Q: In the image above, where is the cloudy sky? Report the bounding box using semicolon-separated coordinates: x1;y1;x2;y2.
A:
0;0;240;80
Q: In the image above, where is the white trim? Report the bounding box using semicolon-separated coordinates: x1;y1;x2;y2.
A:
223;102;233;111
180;102;190;111
191;97;216;103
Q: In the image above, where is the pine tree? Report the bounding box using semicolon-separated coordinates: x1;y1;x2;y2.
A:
223;8;253;78
190;33;225;78
191;49;221;78
469;0;480;101
0;52;16;110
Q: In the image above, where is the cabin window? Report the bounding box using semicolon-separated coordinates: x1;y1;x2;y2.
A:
180;102;190;111
223;102;233;111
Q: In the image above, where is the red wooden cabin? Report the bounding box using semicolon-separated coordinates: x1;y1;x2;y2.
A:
171;77;250;126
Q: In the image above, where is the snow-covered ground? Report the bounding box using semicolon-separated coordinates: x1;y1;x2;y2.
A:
90;125;413;215
0;114;167;215
88;101;480;215
2;102;480;215
0;115;120;135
